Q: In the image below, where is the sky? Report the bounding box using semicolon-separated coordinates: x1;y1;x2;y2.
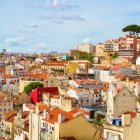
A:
0;0;140;53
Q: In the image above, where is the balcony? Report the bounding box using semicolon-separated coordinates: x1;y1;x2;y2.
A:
104;123;124;133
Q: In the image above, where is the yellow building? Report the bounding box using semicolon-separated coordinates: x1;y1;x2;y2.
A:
61;96;79;112
60;115;101;140
96;43;107;57
39;109;101;140
0;111;17;140
14;111;29;140
67;60;91;74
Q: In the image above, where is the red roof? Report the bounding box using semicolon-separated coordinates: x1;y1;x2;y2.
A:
30;87;59;104
42;107;89;124
43;108;73;124
123;111;137;118
4;111;17;122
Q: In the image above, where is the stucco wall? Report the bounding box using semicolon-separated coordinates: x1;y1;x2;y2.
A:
60;115;101;140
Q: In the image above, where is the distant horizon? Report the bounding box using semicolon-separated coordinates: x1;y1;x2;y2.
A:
0;0;140;53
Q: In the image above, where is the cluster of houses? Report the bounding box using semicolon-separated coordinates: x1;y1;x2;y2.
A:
0;34;140;140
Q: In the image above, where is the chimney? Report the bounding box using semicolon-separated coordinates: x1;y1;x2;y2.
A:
46;112;50;120
43;110;47;119
109;82;116;95
22;103;26;111
126;77;129;82
122;113;131;126
58;114;65;123
35;105;39;114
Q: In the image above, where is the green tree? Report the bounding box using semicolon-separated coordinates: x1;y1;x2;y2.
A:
112;52;118;59
122;24;140;35
24;82;44;94
74;51;93;62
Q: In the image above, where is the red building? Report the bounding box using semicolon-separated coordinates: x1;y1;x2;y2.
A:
30;87;58;104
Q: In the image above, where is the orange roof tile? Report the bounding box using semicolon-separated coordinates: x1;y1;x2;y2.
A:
4;111;17;122
43;108;73;124
123;111;137;118
37;103;50;112
116;74;126;79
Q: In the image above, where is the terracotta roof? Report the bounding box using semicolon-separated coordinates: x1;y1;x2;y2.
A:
68;109;90;116
23;126;29;132
0;67;5;71
63;96;76;101
0;137;7;140
43;108;73;124
42;107;90;124
26;104;36;110
0;96;12;102
45;92;60;99
21;111;30;119
4;111;17;122
95;65;110;70
123;111;137;118
28;73;47;81
43;63;64;66
73;79;100;84
112;65;122;71
3;74;13;78
37;103;50;113
24;134;29;140
116;74;126;79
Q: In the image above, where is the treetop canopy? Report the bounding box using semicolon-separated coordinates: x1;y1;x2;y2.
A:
122;24;140;35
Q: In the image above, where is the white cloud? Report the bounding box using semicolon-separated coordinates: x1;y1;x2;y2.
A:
29;0;78;10
38;12;86;22
24;24;39;28
5;36;27;47
81;38;92;43
52;0;68;7
19;29;35;33
36;43;49;51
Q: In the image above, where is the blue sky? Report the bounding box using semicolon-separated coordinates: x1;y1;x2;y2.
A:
0;0;140;53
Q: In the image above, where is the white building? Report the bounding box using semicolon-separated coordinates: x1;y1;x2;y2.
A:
104;111;140;140
78;43;95;53
67;86;101;107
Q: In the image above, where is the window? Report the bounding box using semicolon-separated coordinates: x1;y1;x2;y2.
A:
1;122;4;126
43;122;45;127
107;132;111;139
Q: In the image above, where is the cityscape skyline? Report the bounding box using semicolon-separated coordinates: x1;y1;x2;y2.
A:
0;0;140;53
